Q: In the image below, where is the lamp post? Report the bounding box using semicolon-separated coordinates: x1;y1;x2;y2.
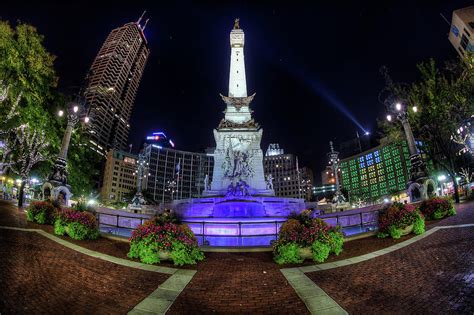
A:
130;150;148;210
327;141;346;205
43;101;89;205
386;102;433;201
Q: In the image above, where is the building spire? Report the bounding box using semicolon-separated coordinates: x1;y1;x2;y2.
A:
142;18;150;31
137;10;146;25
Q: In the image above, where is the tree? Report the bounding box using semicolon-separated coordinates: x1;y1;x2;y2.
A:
380;55;474;203
4;124;48;207
0;20;62;201
67;129;102;198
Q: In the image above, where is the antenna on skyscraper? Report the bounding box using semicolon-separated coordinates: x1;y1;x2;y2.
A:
137;10;146;25
142;19;150;31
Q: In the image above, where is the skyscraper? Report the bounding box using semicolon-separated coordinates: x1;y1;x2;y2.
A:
448;6;474;57
85;15;150;156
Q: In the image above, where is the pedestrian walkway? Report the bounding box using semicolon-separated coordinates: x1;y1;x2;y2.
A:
0;200;472;314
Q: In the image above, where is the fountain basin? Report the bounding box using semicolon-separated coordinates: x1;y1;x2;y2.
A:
168;196;306;246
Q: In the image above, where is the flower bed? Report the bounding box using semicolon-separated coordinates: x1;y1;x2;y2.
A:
418;197;456;220
377;202;425;239
273;211;344;264
26;201;59;225
54;208;100;240
128;213;204;266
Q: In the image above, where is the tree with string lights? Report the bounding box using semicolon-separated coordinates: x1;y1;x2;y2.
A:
3;124;48;207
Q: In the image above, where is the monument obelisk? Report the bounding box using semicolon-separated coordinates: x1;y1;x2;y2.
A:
205;19;273;197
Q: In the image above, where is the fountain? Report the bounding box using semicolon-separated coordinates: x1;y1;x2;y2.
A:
169;19;306;246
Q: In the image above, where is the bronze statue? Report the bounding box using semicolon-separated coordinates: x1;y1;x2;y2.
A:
234;18;240;29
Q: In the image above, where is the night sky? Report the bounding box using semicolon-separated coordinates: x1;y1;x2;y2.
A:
3;1;472;184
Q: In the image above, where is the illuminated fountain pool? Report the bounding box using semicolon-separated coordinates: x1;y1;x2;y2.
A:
172;196;306;247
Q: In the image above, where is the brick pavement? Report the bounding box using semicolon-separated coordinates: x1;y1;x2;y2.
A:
1;199;473;314
0;229;169;314
167;251;310;314
306;226;474;314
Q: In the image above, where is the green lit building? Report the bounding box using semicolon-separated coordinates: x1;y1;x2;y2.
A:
339;141;417;203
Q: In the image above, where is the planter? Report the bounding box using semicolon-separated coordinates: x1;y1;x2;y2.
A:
297;247;312;259
399;224;413;236
158;251;172;261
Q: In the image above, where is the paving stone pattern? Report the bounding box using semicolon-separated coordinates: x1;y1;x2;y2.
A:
0;229;169;314
167;252;310;314
306;226;474;314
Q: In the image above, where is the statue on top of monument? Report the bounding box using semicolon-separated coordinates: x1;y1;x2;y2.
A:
234;18;240;29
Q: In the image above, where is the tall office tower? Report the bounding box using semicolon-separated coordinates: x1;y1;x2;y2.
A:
85;15;150;156
448;6;474;57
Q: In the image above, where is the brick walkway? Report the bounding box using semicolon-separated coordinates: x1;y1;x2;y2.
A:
1;200;473;314
167;251;309;314
307;226;474;313
0;229;169;314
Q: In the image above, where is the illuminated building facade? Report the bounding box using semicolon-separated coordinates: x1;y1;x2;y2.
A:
85;17;150;155
263;144;313;200
339;141;427;203
143;145;214;202
100;149;138;202
449;6;474;58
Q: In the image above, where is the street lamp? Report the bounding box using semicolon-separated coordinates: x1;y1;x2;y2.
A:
130;150;148;209
44;101;89;204
386;101;431;201
327;141;346;205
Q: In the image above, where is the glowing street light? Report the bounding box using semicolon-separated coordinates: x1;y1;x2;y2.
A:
58;110;64;117
73;105;79;113
84;116;90;123
437;174;447;181
385;100;429;201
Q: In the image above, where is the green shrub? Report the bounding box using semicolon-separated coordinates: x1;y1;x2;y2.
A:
170;241;205;266
413;214;425;235
54;219;66;236
26;201;58;225
53;208;99;240
273;216;344;264
274;243;303;265
448;206;456;216
312;240;331;263
418;197;455;220
67;222;99;240
388;225;402;239
378;202;425;239
128;214;204;265
328;231;344;256
128;238;161;265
